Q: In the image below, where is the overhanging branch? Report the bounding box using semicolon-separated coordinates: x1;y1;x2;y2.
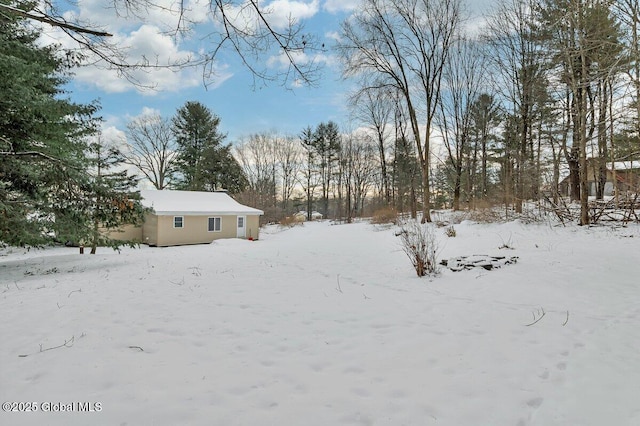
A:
0;3;112;37
0;150;63;163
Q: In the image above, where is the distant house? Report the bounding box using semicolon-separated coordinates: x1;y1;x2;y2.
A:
109;190;263;247
559;160;640;197
293;211;324;221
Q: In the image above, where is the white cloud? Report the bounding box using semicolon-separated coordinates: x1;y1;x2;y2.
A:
65;0;210;34
100;124;127;144
323;0;360;14
267;50;335;70
120;107;163;126
217;0;319;34
68;24;232;94
262;0;319;29
325;31;341;43
139;107;162;118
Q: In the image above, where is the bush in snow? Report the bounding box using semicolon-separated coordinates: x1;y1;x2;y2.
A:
279;215;303;228
398;219;440;277
371;206;398;224
445;225;456;237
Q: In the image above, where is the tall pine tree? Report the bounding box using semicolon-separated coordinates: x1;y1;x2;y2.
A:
0;2;145;250
0;1;96;246
85;137;145;253
172;101;247;193
311;121;341;217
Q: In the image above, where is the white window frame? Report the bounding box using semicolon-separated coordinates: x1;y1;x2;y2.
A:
208;217;221;232
173;216;184;229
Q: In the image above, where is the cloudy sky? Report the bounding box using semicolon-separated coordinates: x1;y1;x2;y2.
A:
40;0;491;144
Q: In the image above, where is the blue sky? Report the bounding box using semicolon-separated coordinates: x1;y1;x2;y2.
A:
41;0;359;143
45;0;491;144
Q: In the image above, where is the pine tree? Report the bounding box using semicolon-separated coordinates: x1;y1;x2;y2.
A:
1;3;146;250
172;101;246;192
311;121;341;217
0;2;98;246
300;126;317;221
200;144;248;194
47;137;145;253
85;138;145;253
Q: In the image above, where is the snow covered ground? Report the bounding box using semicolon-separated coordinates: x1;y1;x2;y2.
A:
1;218;639;425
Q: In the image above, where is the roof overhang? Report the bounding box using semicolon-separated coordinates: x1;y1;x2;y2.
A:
152;210;264;216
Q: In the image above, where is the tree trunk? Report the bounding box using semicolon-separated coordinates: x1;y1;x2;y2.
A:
410;168;418;220
377;133;391;204
596;79;608;199
452;165;462;211
551;142;561;205
578;86;589;225
567;121;581;203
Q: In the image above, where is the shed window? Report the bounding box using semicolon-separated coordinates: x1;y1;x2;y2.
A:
173;216;184;228
208;217;221;232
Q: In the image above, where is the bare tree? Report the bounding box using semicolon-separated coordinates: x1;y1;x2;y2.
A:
437;36;484;210
484;0;545;213
234;132;278;220
339;133;378;221
349;88;393;204
274;135;302;214
338;0;462;222
612;0;640;204
350;137;378;217
124;113;177;189
614;0;640;136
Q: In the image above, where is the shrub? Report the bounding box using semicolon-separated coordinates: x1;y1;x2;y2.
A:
279;215;302;228
445;225;456;237
398;219;439;277
371;206;398;224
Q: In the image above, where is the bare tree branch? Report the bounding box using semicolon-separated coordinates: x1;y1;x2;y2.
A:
0;3;112;36
4;0;323;89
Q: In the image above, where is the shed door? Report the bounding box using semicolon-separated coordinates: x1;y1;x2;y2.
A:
237;216;246;238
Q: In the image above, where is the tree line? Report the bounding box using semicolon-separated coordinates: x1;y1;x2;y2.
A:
3;0;640;251
127;116;385;224
336;0;640;225
124;102;246;193
234;124;381;224
203;0;640;226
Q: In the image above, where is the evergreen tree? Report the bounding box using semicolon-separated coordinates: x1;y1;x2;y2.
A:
85;138;145;253
172;101;246;192
468;94;502;202
48;136;145;253
392;136;421;213
311;121;341;217
0;3;145;250
0;2;97;246
300;126;318;220
536;0;624;223
201;144;248;194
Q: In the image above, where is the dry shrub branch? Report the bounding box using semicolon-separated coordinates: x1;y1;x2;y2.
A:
398;219;440;277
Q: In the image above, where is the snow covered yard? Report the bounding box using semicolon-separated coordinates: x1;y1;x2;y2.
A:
1;219;639;426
